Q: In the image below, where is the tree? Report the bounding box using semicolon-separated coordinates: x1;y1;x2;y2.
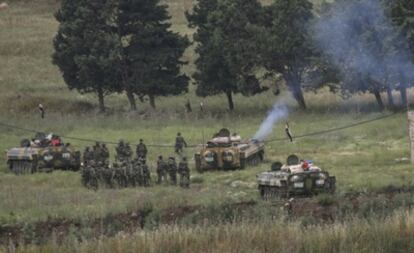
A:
390;0;414;108
53;0;122;112
187;0;267;111
258;0;315;110
315;0;414;110
118;0;190;109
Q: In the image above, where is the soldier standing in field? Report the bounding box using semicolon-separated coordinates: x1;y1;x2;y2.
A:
156;155;167;184
101;143;110;163
142;159;151;186
124;142;133;161
178;157;190;188
83;147;94;164
116;140;125;161
175;132;187;154
136;139;148;159
93;142;102;162
167;157;178;185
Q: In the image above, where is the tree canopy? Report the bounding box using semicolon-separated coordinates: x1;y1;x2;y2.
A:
187;0;267;111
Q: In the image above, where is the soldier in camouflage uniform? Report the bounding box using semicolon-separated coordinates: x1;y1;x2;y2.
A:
175;132;187;154
93;142;102;162
133;159;143;186
141;159;151;186
101;143;110;163
156;155;167;184
124;143;133;162
103;164;114;188
167;157;178;185
83;147;94;164
88;161;99;190
116;140;125;162
136;139;148;159
178;157;190;188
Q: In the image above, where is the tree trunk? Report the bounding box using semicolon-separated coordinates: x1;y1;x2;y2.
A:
386;85;395;110
226;91;234;111
97;87;105;113
285;72;306;110
400;83;408;109
373;90;384;111
149;94;156;109
126;89;137;111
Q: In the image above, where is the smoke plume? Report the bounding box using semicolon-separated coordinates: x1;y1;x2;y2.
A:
313;0;414;85
253;102;288;141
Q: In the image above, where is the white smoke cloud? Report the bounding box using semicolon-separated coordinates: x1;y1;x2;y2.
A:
253;102;288;141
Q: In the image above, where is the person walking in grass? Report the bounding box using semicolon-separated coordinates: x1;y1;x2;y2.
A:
178;157;190;188
156;155;168;184
175;132;187;154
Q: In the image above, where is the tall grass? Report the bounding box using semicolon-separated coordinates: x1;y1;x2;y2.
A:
8;209;414;253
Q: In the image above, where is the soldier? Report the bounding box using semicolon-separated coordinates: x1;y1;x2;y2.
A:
175;132;187;154
156;156;167;184
178;157;190;188
131;159;141;186
124;142;133;162
141;159;151;187
167;157;178;185
136;139;148;159
101;143;110;162
83;147;94;163
93;142;102;162
87;161;98;190
116;140;125;162
103;164;114;188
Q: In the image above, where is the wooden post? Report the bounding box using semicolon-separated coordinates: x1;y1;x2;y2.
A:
408;111;414;163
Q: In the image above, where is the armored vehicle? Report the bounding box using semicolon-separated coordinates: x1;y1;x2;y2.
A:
6;133;81;174
257;155;336;199
195;128;265;172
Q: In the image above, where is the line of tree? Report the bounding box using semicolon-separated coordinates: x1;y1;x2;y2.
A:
53;0;414;112
53;0;188;112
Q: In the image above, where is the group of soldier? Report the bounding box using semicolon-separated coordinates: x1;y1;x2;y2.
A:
81;135;190;189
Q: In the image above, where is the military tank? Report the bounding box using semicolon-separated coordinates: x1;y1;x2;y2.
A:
6;133;81;174
195;128;265;172
257;155;336;199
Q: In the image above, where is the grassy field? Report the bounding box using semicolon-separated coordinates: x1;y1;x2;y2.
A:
1;0;414;252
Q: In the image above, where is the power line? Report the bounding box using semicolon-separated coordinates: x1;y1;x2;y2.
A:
0;110;406;148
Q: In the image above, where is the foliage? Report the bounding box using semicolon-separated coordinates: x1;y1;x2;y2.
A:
187;0;267;111
258;0;315;109
52;0;122;112
118;0;190;109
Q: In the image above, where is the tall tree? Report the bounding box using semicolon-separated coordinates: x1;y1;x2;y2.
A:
118;0;190;109
187;0;267;111
258;0;315;110
315;0;414;110
53;0;122;112
390;0;414;107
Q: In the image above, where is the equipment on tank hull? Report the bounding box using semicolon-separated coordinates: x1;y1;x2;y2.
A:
6;133;81;174
195;128;265;172
257;155;336;199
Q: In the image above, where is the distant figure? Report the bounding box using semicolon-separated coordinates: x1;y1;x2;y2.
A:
285;122;293;142
185;99;192;113
136;139;148;159
199;101;204;112
178;157;190;188
156;155;168;184
38;104;45;119
175;132;187;154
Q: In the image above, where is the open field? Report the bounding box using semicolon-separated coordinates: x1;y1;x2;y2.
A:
1;0;414;252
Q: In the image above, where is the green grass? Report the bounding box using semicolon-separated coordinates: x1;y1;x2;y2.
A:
1;0;414;251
